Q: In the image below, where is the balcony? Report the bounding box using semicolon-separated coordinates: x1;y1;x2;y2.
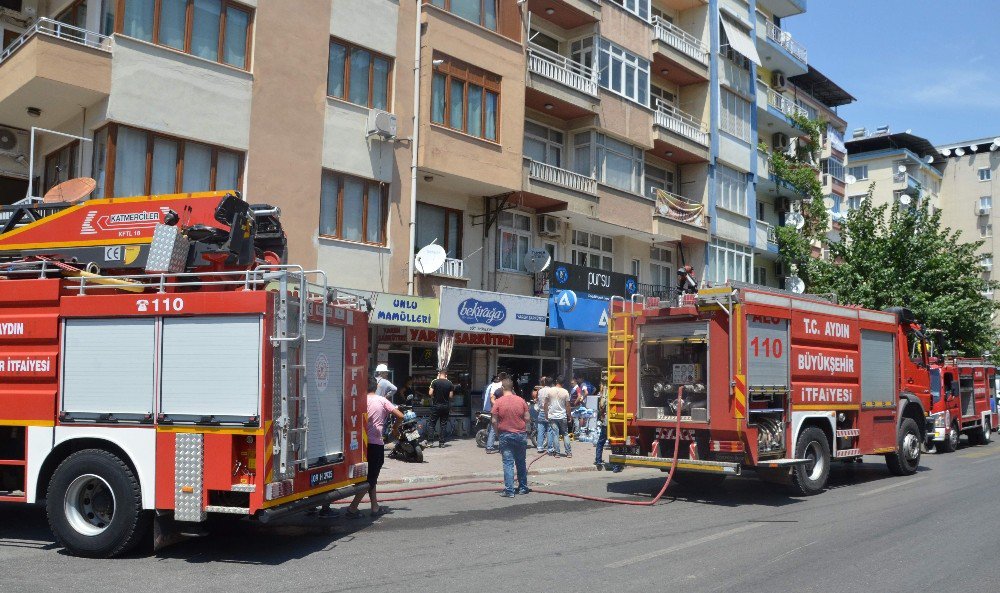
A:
527;0;601;29
756;0;806;18
528;159;597;195
654;189;706;228
756;81;806;139
756;20;807;76
525;44;599;119
893;172;922;197
654;100;708;146
415;255;468;297
0;18;112;129
755;220;778;251
651;16;709;86
766;86;807;119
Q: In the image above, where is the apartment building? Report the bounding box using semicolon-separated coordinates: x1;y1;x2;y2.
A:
936;137;999;304
844;129;943;215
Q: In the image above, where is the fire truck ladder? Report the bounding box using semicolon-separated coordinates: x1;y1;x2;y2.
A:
607;295;641;444
271;267;328;478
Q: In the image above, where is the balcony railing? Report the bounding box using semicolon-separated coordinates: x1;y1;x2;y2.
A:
636;283;678;301
763;20;807;64
0;18;111;67
527;43;598;97
766;86;808;119
654;99;709;146
654;189;706;227
527;159;597;194
652;16;709;65
756;220;777;247
428;257;464;279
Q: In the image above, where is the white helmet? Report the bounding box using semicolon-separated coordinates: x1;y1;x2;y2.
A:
375;363;389;373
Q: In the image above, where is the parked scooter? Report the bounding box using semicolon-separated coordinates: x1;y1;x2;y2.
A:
388;406;426;463
474;412;492;448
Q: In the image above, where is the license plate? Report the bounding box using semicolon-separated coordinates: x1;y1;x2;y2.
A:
407;430;420;440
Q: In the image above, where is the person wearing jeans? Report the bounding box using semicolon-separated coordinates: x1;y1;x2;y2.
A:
492;379;531;497
594;380;622;472
543;377;572;457
533;378;550;453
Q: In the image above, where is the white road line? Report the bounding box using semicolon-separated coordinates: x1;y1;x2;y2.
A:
970;455;1000;464
857;476;924;497
605;523;763;569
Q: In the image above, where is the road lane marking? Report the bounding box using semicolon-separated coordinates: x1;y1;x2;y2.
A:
958;449;999;460
763;541;817;567
970;454;1000;464
857;476;924;497
605;523;763;569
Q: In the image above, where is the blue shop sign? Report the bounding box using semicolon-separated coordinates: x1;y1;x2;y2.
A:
548;289;612;334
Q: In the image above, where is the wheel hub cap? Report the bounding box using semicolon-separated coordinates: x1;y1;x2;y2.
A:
64;474;116;537
903;433;920;461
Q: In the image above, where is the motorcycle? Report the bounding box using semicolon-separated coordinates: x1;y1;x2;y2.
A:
388;406;426;463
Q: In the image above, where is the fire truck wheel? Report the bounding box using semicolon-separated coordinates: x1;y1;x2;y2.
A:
46;449;148;558
886;418;922;476
938;422;959;453
790;426;831;496
969;419;991;446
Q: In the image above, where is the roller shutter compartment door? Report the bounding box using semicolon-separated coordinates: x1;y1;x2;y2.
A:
305;323;345;463
62;318;156;416
860;330;895;403
160;316;262;419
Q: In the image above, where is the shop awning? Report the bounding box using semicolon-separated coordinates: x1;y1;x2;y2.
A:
720;17;761;66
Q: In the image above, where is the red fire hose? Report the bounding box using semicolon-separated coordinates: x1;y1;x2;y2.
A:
338;388;686;507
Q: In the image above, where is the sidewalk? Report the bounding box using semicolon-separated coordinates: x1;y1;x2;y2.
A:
380;437;607;484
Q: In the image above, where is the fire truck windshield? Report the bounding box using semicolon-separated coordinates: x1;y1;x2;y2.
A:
638;335;708;420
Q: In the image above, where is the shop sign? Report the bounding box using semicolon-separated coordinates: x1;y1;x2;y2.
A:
549;261;637;299
377;326;514;348
438;287;548;336
370;293;439;328
548;289;611;334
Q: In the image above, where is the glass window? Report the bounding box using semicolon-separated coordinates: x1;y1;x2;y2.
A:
216;150;240;191
847;165;868;181
319;173;341;237
431;55;501;141
181;142;212;192
150;137;178;194
328;38;393;110
484;91;498;142
122;0;155;41
341;177;365;242
466;84;483;138
597;38;649;106
191;0;222;61
114;126;148;197
416;202;462;258
372;56;391;111
606;0;649;20
328;42;347;99
449;79;464;129
366;181;384;244
223;5;250;68
596;133;643;193
720;89;751;142
157;0;186;49
435;0;497;30
498;211;532;273
708;239;752;284
717;164;748;215
348;48;372;106
571;230;613;271
44;142;78;194
92;128;109;197
524;121;563;167
431;73;446;124
572;131;592;177
979;167;992;182
644;163;674;198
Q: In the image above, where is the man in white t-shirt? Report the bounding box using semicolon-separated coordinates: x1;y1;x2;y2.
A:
542;376;571;457
483;373;505;452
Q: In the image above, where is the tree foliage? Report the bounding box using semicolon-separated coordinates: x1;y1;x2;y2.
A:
808;185;999;356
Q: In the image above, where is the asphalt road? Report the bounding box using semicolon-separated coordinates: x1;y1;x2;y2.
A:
2;440;999;593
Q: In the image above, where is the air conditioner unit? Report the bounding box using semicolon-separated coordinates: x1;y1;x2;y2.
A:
772;132;790;152
366;109;397;139
538;215;563;238
982;261;993;272
771;70;787;91
0;126;28;165
976;205;991;216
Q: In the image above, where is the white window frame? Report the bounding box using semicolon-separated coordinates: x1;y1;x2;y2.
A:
848;165;868;181
847;194;865;210
717;164;748;215
498;210;533;273
571;229;613;271
574;131;644;194
708;239;753;284
979;167;992;182
644;162;675;198
649;246;672;287
631;258;641;279
823;155;845;182
980;196;993;210
524;120;565;168
720;88;752;142
597;38;650;106
605;0;649;21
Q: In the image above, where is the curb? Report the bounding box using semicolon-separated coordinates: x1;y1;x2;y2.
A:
382;463;599;485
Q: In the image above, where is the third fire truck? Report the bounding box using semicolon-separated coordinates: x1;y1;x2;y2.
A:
928;356;996;452
606;284;934;495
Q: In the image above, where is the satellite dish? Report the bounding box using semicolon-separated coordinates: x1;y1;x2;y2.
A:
969;145;978;153
414;243;447;274
657;203;670;216
924;155;934;164
43;177;96;204
785;211;805;230
899;194;912;206
897;165;907;173
845;174;857;184
524;248;552;274
787;276;805;294
905;129;912;134
956;148;966;156
940;149;951;157
991;143;999;152
993;137;1000;145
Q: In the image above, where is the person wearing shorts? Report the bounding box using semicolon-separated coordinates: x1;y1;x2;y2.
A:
344;376;404;518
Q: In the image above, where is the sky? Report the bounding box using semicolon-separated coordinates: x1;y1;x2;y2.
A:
790;1;1000;146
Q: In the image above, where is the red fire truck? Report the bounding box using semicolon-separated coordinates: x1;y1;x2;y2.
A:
0;191;369;557
606;284;932;495
928;357;996;452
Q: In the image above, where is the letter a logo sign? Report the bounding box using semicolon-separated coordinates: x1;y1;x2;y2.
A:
598;307;610;328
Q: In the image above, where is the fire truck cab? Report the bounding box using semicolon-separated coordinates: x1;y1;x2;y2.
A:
0;192;369;557
606;284;931;496
928;357;996;452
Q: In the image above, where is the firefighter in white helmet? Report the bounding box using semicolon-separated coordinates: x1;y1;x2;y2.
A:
374;363;398;401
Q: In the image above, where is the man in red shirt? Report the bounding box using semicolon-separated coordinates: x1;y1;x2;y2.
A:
492;379;531;497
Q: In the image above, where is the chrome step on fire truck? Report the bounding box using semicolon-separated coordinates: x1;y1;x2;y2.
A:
0;191;369;557
606;284;935;495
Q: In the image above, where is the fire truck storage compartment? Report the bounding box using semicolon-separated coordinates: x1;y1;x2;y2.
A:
638;321;709;421
860;330;895;404
305;321;345;464
62;318;157;419
959;375;976;418
160;316;262;421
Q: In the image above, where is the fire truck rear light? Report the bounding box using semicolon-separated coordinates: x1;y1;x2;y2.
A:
349;463;368;479
264;480;293;501
710;440;745;453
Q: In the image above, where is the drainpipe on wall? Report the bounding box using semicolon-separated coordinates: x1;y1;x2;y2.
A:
406;0;423;296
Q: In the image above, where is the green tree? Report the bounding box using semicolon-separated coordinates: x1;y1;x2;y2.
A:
809;185;999;356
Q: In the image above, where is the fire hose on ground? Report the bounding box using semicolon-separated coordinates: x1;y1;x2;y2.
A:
334;388;688;507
